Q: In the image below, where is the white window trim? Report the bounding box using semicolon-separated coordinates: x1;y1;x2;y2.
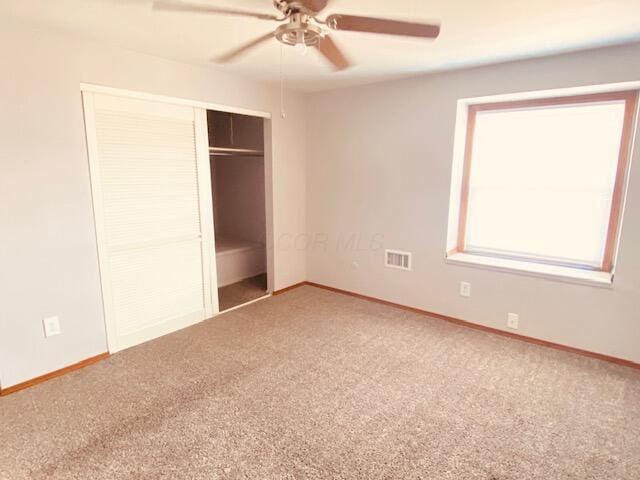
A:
445;81;640;288
445;252;613;288
459;80;640;106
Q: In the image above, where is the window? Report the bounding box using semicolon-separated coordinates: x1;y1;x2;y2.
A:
449;90;638;281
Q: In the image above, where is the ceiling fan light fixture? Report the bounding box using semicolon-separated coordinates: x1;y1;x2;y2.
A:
274;13;323;48
294;42;308;55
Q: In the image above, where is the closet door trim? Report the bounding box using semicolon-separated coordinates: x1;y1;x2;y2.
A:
80;83;271;119
83;92;119;352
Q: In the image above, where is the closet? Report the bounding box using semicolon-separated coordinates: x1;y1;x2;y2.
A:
208;110;268;311
82;86;272;353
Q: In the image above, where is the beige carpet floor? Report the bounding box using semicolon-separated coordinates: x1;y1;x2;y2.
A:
218;274;268;311
1;285;639;480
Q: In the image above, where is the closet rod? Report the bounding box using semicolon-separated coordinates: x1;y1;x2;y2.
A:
209;146;264;157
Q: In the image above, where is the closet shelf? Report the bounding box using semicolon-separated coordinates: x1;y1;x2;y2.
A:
209;147;264;157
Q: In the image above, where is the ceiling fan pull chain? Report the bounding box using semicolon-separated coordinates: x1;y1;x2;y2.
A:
280;42;286;119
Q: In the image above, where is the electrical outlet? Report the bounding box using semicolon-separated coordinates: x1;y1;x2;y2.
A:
459;281;471;297
507;313;519;330
459;281;471;298
43;316;61;337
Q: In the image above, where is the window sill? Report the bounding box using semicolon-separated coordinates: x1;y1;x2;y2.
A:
445;252;613;288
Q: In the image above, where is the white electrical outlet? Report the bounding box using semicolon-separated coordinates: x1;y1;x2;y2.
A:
459;281;471;298
507;313;519;330
43;316;61;337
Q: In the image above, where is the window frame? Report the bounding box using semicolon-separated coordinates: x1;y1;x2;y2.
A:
455;90;638;274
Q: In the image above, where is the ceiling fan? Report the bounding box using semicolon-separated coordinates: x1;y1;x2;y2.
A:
152;0;441;71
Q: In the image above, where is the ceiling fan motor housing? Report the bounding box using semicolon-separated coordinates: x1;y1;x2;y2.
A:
274;0;317;16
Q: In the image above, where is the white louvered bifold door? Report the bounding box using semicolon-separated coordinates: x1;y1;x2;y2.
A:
83;92;217;353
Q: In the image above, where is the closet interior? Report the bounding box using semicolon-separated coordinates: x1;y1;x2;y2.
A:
208;110;268;311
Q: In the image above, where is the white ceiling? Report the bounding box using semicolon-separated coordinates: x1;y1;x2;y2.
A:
3;0;640;92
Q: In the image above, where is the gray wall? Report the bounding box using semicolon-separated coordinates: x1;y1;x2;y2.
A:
0;20;307;388
306;42;640;363
213;156;267;245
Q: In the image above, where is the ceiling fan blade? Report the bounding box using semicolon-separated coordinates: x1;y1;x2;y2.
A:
214;32;274;63
153;1;280;21
315;35;351;71
326;14;440;39
298;0;330;13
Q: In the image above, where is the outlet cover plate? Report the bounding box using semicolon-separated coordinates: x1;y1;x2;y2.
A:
43;316;61;337
459;281;471;298
507;313;519;329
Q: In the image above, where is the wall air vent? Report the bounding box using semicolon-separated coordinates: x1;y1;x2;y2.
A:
385;249;412;271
